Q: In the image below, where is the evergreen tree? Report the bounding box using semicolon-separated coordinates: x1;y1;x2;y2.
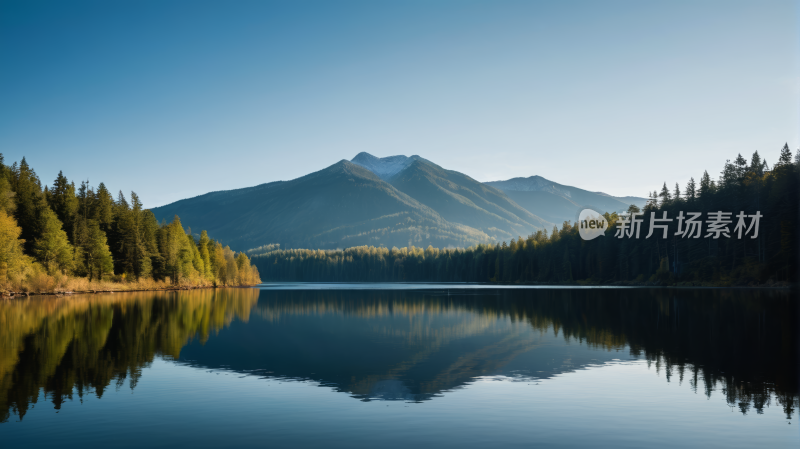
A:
94;183;114;232
224;246;238;284
48;171;78;240
749;151;765;177
777;143;792;165
33;207;73;273
198;231;213;280
116;192;155;279
698;171;712;199
659;182;672;206
73;217;114;280
685;177;696;200
11;158;44;253
733;153;748;183
109;191;130;274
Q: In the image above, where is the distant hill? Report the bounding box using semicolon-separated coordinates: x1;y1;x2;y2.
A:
152;160;497;251
485;175;647;226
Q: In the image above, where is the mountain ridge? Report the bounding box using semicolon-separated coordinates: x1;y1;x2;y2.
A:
152;159;497;251
152;153;646;251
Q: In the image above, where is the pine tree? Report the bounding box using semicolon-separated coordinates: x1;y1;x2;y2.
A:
659;182;672;206
720;159;737;187
236;251;252;285
749;151;765;177
94;183;114;232
117;192;154;279
74;217;114;280
777;143;792;165
673;182;681;201
198;230;213;280
11;158;44;253
698;171;712;199
685;177;696;200
158;216;197;283
109;191;130;275
48;171;78;240
224;246;238;285
33;207;73;273
733;153;748;183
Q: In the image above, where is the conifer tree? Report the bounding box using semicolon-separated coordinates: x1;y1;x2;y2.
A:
11;158;44;253
74;217;114;280
224;246;238;284
749;151;765;177
685;177;696;200
94;183;114;232
659;182;672;206
198;231;213;280
698;171;712;198
733;153;748;182
48;171;78;240
777;143;792;165
33;207;73;273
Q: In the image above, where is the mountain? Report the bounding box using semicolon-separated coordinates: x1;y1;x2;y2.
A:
388;159;551;241
152;160;496;251
485;175;648;225
152;153;644;252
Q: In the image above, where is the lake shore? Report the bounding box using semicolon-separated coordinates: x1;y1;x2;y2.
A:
0;280;261;298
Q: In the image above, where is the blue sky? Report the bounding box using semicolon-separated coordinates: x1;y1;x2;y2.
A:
1;0;797;207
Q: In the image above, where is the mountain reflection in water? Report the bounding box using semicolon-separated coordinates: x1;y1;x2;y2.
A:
0;287;796;423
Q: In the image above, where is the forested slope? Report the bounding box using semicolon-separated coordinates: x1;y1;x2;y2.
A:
252;145;799;286
153;160;496;251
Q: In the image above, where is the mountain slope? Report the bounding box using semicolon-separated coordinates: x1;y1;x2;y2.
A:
501;191;582;226
485;175;647;225
388;159;552;241
152;161;492;251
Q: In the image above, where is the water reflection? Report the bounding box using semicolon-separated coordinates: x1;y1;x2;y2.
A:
0;289;259;422
0;287;796;423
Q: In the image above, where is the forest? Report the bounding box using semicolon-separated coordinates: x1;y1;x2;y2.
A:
251;144;799;286
0;155;260;293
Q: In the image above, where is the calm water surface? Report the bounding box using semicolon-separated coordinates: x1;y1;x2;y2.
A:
0;285;797;448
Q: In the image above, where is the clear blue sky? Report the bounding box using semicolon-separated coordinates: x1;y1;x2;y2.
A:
1;0;797;207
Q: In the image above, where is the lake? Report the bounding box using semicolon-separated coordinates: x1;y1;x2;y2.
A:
0;285;797;448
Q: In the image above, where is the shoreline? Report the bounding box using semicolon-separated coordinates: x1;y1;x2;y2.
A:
260;280;796;289
0;284;261;299
6;280;792;298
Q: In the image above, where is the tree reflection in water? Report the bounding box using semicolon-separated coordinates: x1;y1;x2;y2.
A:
0;289;259;422
0;287;795;422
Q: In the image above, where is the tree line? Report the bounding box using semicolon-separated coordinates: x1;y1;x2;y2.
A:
251;144;799;285
0;155;260;291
